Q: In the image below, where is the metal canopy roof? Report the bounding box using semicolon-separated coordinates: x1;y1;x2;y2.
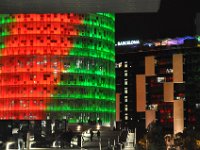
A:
0;0;160;13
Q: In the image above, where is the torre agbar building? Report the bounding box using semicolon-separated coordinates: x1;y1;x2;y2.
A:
0;14;115;124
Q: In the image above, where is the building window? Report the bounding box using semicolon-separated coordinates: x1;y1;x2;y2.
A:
124;70;128;76
124;61;128;68
115;62;122;68
124;98;128;102
125;115;128;120
125;105;128;111
124;95;128;102
147;104;158;110
124;87;128;94
124;79;128;85
196;103;200;109
124;72;128;76
157;77;165;83
166;68;173;74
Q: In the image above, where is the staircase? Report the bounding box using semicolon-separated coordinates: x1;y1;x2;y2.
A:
124;132;135;150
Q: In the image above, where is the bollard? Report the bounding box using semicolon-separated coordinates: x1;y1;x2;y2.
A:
81;135;83;148
113;139;115;146
134;128;137;147
26;132;30;150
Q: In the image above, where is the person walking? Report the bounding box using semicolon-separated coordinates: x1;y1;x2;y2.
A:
97;130;100;141
90;130;94;141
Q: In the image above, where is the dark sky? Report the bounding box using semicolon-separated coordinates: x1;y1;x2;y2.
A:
115;0;198;41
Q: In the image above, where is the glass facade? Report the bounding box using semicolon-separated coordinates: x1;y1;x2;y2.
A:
0;13;115;123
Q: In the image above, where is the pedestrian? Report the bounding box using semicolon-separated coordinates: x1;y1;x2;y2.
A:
97;130;100;141
90;130;94;141
18;129;24;150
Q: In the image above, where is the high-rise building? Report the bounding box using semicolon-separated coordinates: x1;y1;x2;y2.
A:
116;36;200;135
0;14;115;124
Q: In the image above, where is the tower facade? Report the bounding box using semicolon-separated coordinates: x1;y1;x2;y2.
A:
0;14;115;123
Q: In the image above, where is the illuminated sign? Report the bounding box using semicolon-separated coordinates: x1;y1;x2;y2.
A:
115;36;200;48
117;40;140;46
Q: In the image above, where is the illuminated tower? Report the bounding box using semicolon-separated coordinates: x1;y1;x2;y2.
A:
0;14;115;124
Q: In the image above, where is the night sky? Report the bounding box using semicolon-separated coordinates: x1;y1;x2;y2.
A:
115;0;198;41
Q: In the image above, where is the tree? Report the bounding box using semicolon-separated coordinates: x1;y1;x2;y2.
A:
146;121;165;150
174;132;184;149
183;126;196;150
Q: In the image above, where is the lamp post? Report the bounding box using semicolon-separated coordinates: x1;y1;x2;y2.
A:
108;138;110;147
134;128;137;147
146;137;148;150
99;138;102;150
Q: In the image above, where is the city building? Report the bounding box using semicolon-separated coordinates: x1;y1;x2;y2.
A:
115;36;200;135
0;14;115;125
